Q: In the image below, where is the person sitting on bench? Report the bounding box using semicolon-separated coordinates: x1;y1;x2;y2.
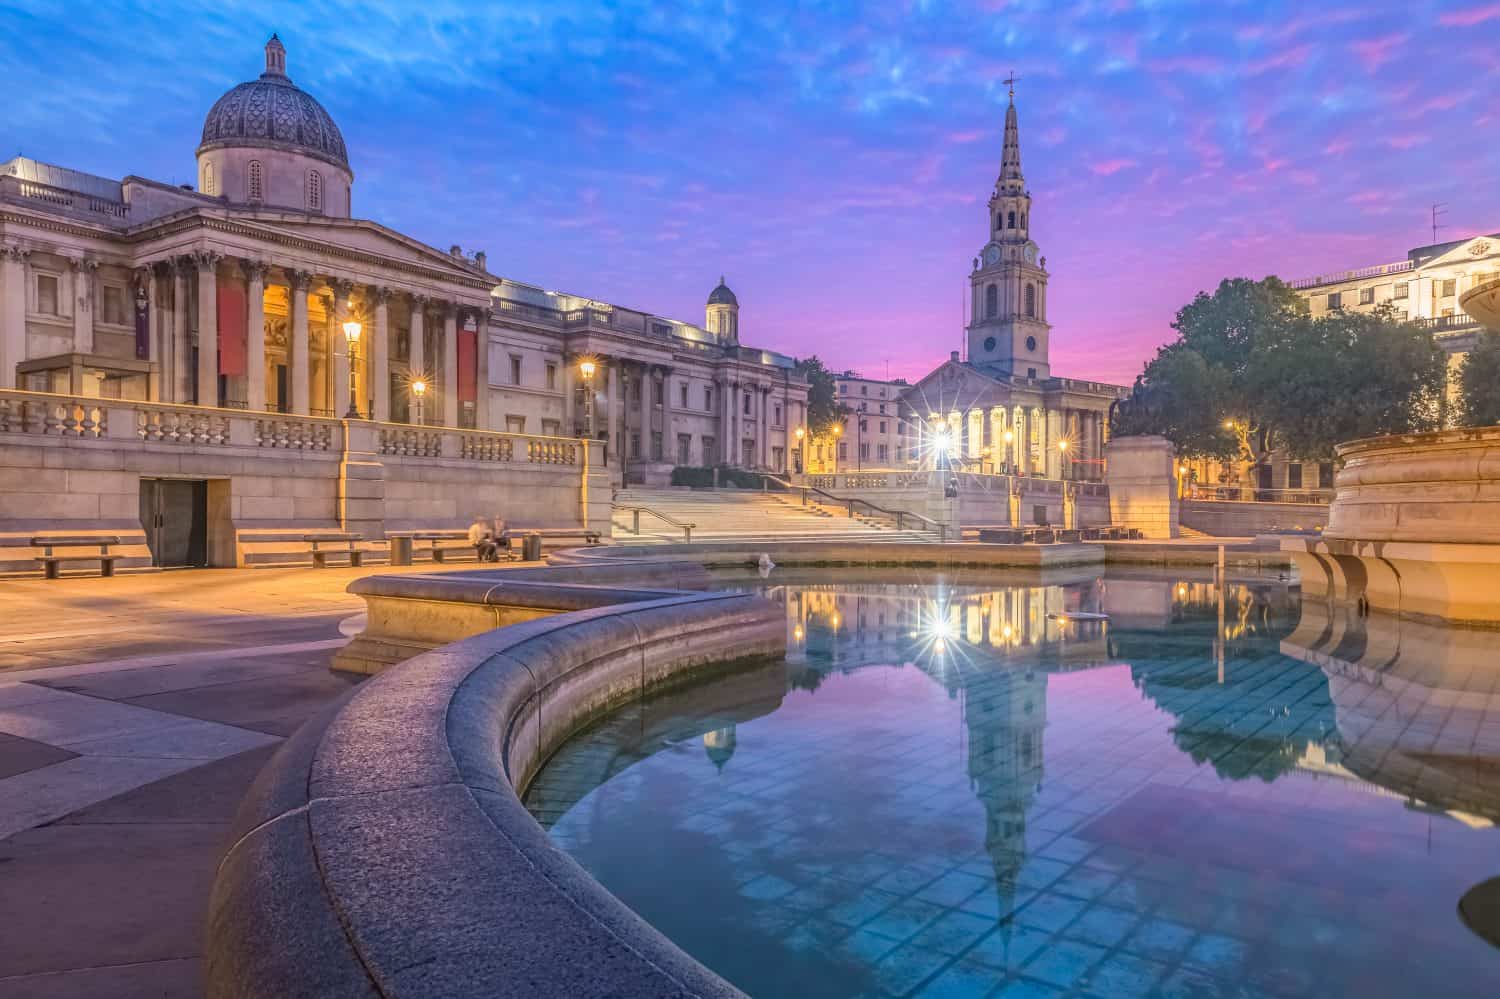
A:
491;515;511;560
468;515;498;562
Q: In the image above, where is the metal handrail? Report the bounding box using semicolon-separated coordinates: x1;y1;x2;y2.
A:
617;505;694;542
760;475;948;541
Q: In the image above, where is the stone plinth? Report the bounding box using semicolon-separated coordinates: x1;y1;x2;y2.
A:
1284;426;1500;624
1105;435;1179;539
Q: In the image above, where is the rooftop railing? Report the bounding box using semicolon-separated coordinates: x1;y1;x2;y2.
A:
1288;259;1414;290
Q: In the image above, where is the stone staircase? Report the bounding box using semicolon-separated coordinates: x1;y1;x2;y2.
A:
612;487;941;544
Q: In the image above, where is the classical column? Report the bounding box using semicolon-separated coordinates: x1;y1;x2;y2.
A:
637;362;653;460
244;260;267;412
194;251;221;406
331;279;355;420
1;245;30;389
372;287;391;422
138;266;159;399
289;270;312;416
562;351;578;436
474;307;491;430
442;303;459;427
408;294;426;423
760;385;771;468
172;258;192;403
70;257;98;355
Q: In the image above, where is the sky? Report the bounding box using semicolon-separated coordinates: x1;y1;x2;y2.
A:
3;0;1499;386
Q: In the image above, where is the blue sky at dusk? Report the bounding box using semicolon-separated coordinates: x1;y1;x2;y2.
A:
4;0;1498;385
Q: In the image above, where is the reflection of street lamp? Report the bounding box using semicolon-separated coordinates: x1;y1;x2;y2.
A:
578;358;596;439
342;319;362;419
410;378;427;426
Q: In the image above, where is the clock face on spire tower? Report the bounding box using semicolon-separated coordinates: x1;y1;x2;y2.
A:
966;85;1051;378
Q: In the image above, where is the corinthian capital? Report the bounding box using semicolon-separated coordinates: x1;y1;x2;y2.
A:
1;243;30;263
192;249;221;271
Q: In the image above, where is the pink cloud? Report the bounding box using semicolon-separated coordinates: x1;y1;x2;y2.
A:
1439;3;1500;25
1349;33;1408;71
1246;43;1313;74
946;129;984;144
1090;158;1137;176
1383;133;1429;150
1322;138;1352;156
1040;126;1067;147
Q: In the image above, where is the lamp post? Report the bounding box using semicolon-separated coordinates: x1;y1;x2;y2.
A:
342;318;362;419
831;423;843;475
411;378;427;427
794;424;805;474
1003;428;1014;475
1058;437;1070;481
579;359;596;439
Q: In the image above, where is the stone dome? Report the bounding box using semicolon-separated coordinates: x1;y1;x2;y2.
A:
197;35;350;174
707;276;738;307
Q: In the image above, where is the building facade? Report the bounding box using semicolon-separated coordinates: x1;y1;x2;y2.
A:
805;372;911;473
900;88;1126;481
0;36;807;489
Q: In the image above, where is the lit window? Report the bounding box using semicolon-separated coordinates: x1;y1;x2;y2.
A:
248;161;263;202
308;170;322;211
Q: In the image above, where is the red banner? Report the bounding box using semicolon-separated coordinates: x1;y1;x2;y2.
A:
217;282;248;377
458;314;478;403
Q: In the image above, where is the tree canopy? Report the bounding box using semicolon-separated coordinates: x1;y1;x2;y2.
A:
1112;277;1447;461
794;356;849;437
1459;332;1500;428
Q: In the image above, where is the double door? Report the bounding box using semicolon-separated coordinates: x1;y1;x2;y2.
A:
139;478;208;568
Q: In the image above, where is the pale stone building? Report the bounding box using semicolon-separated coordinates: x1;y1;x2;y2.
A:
900;89;1126;481
806;372;912;473
0;35;807;564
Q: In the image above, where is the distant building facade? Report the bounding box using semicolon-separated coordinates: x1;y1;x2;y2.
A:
806;372;911;473
0;36;807;489
900;89;1126;481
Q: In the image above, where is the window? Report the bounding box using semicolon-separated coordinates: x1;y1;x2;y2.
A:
774;404;782;424
36;274;59;315
1319;462;1334;489
743;391;752;416
630;432;640;458
839;443;848;460
995;213;1003;231
840;383;848;394
202;161;215;196
878;403;886;414
1327;292;1342;310
859;419;868;432
248;160;263;202
861;385;868;395
308;170;322;211
1393;282;1409;299
1287;463;1303;490
541;419;560;436
680;383;689;408
1439;278;1457;297
704;387;713;410
1007;211;1016;229
1024;283;1036;317
101;285;127;325
505;415;526;433
509;355;522;385
860;443;870;460
879;421;887;433
545;363;557;390
1027;367;1037;379
772;446;784;471
651;431;663;461
652;379;663;406
1020;212;1027;229
677;434;692;465
985;284;998;319
703;436;717;464
1359;287;1374;305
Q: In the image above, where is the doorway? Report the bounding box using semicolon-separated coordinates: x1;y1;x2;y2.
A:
139;478;208;568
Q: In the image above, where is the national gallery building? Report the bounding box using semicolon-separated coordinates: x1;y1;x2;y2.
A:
0;36;806;478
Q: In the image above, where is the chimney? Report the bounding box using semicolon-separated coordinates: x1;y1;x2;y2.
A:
950;350;960;362
474;250;487;270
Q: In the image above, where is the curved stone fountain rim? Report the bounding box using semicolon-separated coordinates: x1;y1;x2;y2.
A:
1335;423;1500;459
205;578;782;999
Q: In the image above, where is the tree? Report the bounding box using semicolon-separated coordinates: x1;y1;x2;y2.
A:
1112;345;1239;459
1459;332;1500;427
794;356;848;437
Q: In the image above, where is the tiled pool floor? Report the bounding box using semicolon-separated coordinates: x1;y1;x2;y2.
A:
525;575;1500;997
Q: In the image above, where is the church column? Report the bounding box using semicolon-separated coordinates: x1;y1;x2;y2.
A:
2;245;30;389
372;287;390;422
194;251;220;407
244;261;267;412
408;295;426;423
70;257;97;355
442;303;459;427
330;279;355;419
289;270;311;416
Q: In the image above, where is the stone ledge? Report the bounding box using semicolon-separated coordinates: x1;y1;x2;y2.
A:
206;575;781;999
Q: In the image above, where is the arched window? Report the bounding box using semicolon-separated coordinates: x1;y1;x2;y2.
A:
308;170;322;211
985;284;998;319
1020;212;1027;230
1024;284;1036;318
995;213;1003;231
202;161;215;196
1007;211;1016;229
247;161;263;202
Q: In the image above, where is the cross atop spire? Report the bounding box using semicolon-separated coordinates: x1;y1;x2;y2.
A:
1002;70;1020;103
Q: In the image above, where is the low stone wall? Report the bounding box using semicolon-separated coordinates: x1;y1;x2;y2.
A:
206;575;783;999
546;539;1108;569
1180;499;1328;537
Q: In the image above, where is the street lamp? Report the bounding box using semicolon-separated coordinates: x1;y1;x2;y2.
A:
1003;428;1014;475
342;318;362;419
1058;437;1070;481
794;425;805;474
832;422;843;475
578;358;596;439
410;378;427;427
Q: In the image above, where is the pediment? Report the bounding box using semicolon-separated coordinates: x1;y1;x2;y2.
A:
236;214;490;279
902;361;1011;415
1421;234;1500;270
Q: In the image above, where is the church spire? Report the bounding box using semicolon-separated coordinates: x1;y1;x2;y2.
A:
998;74;1023;189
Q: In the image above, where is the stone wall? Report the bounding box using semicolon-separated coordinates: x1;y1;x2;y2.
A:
1105;435;1178;539
1180;499;1327;537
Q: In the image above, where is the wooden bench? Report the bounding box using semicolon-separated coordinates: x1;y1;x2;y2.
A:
304;532;364;568
31;536;121;578
976;527;1025;545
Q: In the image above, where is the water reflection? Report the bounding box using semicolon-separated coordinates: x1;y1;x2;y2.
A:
526;571;1500;997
